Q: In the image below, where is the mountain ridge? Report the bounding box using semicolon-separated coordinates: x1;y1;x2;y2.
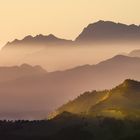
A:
3;34;73;50
52;79;140;119
2;20;140;50
0;63;47;83
75;20;140;44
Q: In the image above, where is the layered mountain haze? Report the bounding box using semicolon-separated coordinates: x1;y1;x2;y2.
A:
1;0;140;138
0;34;74;70
52;79;140;119
0;55;140;119
3;20;140;49
0;20;140;120
1;21;140;71
0;64;48;119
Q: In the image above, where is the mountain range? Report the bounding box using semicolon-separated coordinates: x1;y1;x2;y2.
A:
1;20;140;71
2;20;140;50
0;20;140;138
0;55;140;119
3;34;73;50
0;20;140;119
129;49;140;57
0;64;46;83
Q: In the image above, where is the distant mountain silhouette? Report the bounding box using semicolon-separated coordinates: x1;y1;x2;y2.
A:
0;34;74;69
75;20;140;44
129;49;140;57
0;64;47;83
1;20;140;71
3;34;73;50
52;79;140;119
1;55;140;119
2;20;140;50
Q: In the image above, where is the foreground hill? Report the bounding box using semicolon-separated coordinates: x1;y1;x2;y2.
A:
0;100;140;140
53;79;140;119
0;116;140;140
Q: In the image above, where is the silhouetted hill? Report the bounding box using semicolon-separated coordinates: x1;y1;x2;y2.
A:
3;34;73;50
0;64;47;83
1;20;140;71
129;49;140;57
2;20;140;50
52;79;140;119
75;20;140;44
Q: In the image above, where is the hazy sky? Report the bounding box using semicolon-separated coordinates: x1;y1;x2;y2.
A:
0;0;140;47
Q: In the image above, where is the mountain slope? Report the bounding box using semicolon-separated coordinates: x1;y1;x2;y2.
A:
3;34;73;50
53;79;140;119
75;20;140;44
89;79;140;118
53;90;108;115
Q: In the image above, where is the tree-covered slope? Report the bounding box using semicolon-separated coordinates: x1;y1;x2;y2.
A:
52;79;140;119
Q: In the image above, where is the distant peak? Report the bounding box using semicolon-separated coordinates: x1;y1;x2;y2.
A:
98;20;105;22
91;20;131;26
20;63;47;73
47;34;58;39
112;55;128;59
111;55;140;61
98;55;128;65
75;20;140;42
96;20;114;24
12;39;19;43
94;20;105;24
48;34;56;37
35;34;44;38
23;35;33;40
89;20;117;27
20;63;32;68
